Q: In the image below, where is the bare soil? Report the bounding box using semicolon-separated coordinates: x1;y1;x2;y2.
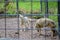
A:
0;18;59;40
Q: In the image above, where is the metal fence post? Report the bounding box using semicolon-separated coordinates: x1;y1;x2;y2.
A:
58;0;60;39
40;0;42;14
44;0;48;40
45;0;48;18
31;0;33;39
4;0;7;38
16;0;20;39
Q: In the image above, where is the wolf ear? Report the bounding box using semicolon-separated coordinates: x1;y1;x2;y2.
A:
51;22;56;26
47;22;55;28
50;22;56;28
51;22;55;25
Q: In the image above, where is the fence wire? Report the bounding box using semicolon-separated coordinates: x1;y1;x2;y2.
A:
0;0;59;40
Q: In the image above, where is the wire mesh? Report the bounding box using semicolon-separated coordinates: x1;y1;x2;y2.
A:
0;0;59;40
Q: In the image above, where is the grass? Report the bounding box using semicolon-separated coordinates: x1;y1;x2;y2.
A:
0;1;58;27
18;1;57;11
0;1;57;13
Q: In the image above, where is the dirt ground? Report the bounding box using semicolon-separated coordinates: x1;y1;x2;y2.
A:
0;18;59;40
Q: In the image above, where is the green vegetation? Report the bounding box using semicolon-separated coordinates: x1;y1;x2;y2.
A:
0;1;57;13
0;0;58;29
0;1;58;26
